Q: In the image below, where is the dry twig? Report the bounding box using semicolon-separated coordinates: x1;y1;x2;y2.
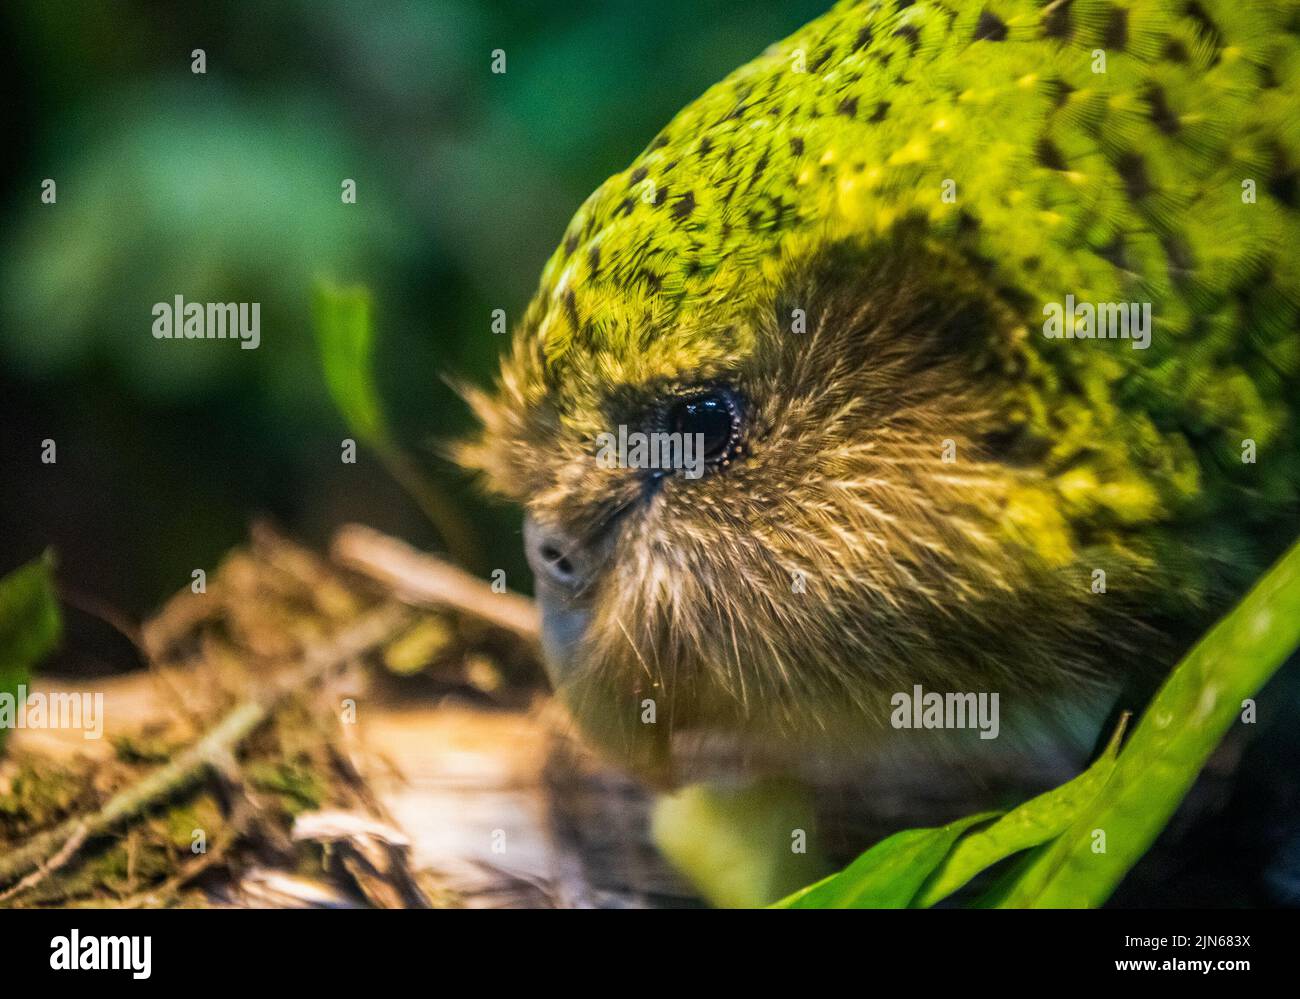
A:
331;523;539;643
0;605;409;893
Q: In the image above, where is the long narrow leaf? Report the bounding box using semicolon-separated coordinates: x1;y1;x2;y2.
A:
913;721;1126;907
310;281;480;567
774;811;998;909
997;537;1300;907
312;283;389;448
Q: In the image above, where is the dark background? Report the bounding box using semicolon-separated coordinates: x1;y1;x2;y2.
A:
0;0;827;673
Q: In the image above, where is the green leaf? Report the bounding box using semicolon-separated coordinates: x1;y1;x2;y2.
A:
913;720;1127;908
773;811;998;909
312;282;390;448
774;535;1300;910
0;553;63;751
310;282;480;567
995;536;1300;908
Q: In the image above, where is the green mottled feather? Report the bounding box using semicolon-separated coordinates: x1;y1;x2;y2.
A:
509;0;1299;592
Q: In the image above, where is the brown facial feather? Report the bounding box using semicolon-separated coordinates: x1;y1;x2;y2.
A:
459;233;1154;772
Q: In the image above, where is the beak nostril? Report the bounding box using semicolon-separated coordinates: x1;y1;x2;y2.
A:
539;544;574;577
525;517;593;591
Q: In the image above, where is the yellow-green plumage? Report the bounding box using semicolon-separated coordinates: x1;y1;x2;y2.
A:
463;0;1300;769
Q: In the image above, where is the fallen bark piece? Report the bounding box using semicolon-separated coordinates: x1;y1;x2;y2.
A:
293;809;431;909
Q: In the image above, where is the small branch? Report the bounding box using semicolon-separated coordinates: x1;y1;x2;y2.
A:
0;704;265;892
331;523;540;644
116;833;234;909
0;604;409;893
0;823;90;905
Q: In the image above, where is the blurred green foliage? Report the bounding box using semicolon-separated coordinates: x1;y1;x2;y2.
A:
0;0;826;619
0;554;62;748
312;280;479;565
312;284;391;451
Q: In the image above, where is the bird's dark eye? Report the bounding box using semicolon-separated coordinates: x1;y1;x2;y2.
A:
667;388;743;466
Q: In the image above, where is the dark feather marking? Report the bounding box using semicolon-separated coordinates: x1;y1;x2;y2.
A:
1268;153;1299;207
1036;138;1068;170
1098;235;1129;272
894;25;921;54
973;10;1008;42
810;46;835;72
1047;78;1074;108
1184;2;1223;51
1043;0;1073;40
1103;5;1128;51
1160;232;1195;281
1117;152;1153;200
1145;84;1180;135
